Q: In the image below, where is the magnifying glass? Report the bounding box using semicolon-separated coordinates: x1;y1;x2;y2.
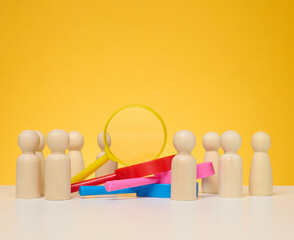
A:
71;157;214;192
80;183;199;198
71;104;167;184
105;162;215;192
71;155;174;192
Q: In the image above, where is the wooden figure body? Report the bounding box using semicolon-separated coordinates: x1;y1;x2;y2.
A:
219;130;243;198
45;129;71;201
249;131;273;196
95;132;118;178
171;130;197;201
35;131;46;196
68;131;85;177
201;132;220;194
16;130;41;199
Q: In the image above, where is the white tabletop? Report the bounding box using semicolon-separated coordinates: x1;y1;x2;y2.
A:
0;186;293;240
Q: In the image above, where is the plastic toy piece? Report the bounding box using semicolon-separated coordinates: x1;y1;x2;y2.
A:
115;154;174;179
71;154;108;184
71;157;214;193
137;184;172;198
79;185;139;196
196;162;215;179
106;176;159;192
171;130;197;201
197;182;199;197
139;183;199;198
105;164;214;192
105;171;171;192
71;155;175;192
79;183;199;198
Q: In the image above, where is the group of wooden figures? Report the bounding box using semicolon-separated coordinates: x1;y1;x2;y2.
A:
16;129;272;200
171;130;273;201
16;130;113;200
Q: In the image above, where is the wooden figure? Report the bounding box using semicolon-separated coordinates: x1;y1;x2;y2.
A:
219;130;243;198
201;132;220;194
68;131;85;177
95;132;118;178
249;131;273;196
16;130;41;199
45;129;71;201
171;130;197;201
35;131;46;196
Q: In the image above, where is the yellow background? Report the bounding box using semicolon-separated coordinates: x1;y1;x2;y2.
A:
0;0;293;185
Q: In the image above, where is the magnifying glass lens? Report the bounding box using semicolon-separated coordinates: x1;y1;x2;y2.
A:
107;107;165;165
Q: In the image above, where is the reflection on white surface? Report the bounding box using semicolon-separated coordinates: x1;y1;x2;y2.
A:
42;200;74;239
0;186;293;240
15;199;43;239
218;197;244;239
170;200;198;239
247;196;274;239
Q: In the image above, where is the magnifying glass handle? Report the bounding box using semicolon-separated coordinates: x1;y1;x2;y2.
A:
71;154;109;184
105;176;160;192
104;162;215;192
80;183;199;198
79;185;139;196
71;173;118;193
196;162;215;179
